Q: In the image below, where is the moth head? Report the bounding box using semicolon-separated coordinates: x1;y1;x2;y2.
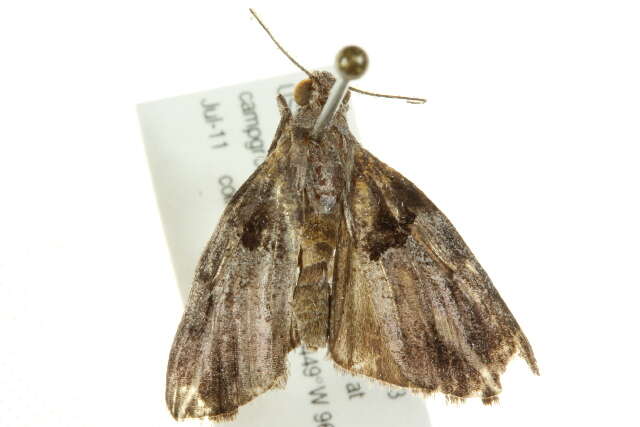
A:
293;71;340;108
290;48;375;137
293;78;314;106
293;47;368;113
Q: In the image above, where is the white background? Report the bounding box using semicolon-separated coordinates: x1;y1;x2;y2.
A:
1;2;639;427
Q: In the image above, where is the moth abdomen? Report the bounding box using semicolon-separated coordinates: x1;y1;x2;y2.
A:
293;261;330;349
294;212;340;349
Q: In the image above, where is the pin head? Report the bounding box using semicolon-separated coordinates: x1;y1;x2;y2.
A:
336;46;368;80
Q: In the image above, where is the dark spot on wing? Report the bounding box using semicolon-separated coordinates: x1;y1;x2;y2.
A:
388;172;435;212
366;182;411;261
241;203;271;250
398;210;416;227
353;147;438;260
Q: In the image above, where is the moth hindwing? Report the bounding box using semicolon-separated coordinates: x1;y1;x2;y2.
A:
166;71;538;421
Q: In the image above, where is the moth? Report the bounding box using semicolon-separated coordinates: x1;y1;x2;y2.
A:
166;10;538;422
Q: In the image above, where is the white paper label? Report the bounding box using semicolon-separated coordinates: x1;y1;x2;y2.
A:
138;71;431;427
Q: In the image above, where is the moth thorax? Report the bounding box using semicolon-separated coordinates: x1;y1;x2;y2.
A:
294;78;313;106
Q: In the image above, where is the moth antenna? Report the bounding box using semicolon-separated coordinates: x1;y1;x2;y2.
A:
348;86;427;104
249;9;313;78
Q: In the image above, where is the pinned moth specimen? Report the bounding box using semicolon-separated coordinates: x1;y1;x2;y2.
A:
165;10;538;422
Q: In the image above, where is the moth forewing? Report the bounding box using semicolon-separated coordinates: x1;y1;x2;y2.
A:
166;97;304;421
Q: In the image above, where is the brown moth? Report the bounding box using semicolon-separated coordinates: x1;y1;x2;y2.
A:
166;11;538;422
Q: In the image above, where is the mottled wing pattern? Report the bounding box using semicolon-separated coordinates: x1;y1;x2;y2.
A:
330;144;538;402
166;100;305;421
